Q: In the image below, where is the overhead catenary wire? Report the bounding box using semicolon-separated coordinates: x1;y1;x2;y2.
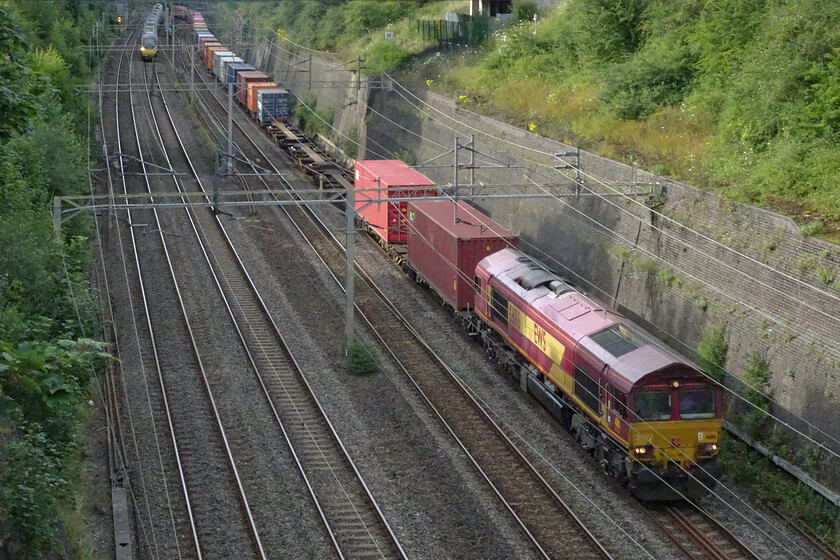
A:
166;17;825;556
382;78;840;456
267;61;840;460
386;76;840;308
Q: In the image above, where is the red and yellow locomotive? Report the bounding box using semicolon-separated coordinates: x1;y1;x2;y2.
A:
471;248;722;500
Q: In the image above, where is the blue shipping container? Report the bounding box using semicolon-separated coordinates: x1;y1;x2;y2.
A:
256;88;290;123
227;63;255;91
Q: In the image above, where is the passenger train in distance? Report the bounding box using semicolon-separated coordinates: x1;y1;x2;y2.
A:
140;3;164;61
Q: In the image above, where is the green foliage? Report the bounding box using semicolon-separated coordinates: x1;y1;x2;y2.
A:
0;2;112;555
417;0;840;220
816;266;836;285
739;350;771;437
718;433;840;547
800;220;825;236
573;0;648;63
697;323;728;382
346;338;380;375
512;1;538;22
292;92;335;138
365;39;411;74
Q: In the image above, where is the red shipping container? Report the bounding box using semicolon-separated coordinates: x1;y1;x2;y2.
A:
406;200;517;310
354;160;436;245
205;45;227;71
245;82;277;115
236;71;269;104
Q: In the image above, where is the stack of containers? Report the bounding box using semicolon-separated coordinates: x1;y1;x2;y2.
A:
197;35;216;51
227;63;255;87
245;82;277;114
256;88;290;123
235;71;269;104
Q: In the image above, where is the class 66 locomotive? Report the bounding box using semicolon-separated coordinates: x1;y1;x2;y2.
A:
140;3;164;61
472;248;722;501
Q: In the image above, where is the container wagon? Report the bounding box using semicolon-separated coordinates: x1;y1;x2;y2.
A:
354;160;437;247
406;200;518;310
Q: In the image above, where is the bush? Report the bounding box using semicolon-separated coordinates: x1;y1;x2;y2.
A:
513;1;538;22
365;39;411;74
697;323;728;382
800;220;825;236
346;338;380;375
739;350;771;437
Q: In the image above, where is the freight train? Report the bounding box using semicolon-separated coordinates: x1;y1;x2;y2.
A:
354;162;722;501
178;9;723;502
140;3;163;61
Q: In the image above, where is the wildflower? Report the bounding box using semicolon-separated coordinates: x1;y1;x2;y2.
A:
529;122;536;132
426;79;433;87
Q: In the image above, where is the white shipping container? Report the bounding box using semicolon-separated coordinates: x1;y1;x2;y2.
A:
216;55;243;82
212;51;234;79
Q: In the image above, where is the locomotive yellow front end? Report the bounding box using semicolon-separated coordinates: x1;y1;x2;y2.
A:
140;44;158;61
626;381;723;501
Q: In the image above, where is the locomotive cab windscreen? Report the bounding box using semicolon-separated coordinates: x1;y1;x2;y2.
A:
629;381;719;422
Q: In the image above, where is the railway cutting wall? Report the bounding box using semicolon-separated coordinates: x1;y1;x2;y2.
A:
234;34;840;483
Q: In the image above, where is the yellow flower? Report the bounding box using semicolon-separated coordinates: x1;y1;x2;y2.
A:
426;79;433;87
529;122;536;132
459;95;468;101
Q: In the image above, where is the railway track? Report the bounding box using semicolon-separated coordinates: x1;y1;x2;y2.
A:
174;33;613;560
647;504;761;560
144;44;406;560
770;506;840;560
114;33;267;560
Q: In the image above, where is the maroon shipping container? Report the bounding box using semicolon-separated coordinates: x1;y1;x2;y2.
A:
236;71;269;104
354;160;436;245
407;200;518;310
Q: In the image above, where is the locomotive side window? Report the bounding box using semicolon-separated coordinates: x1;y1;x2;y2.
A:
491;289;508;326
474;275;481;294
612;387;628;419
633;391;671;421
679;388;716;419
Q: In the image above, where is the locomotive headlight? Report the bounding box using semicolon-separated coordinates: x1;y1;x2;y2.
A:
697;442;719;457
634;444;654;456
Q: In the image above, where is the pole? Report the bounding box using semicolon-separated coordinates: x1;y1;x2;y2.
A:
227;80;233;173
345;181;356;362
453;136;459;222
190;44;195;102
469;134;475;197
308;55;312;90
53;197;62;240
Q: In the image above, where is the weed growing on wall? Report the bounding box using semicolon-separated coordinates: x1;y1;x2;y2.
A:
696;323;728;383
